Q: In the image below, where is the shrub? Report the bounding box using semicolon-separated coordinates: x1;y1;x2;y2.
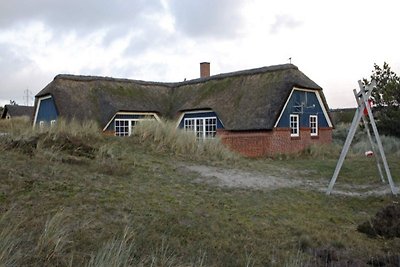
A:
357;203;400;238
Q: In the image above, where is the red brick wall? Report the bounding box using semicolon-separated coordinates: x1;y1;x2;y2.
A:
218;127;332;157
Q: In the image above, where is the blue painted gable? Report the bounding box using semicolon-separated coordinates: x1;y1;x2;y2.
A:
35;96;58;124
276;90;329;128
178;111;224;129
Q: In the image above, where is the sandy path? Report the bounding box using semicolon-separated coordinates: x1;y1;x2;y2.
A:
180;164;398;196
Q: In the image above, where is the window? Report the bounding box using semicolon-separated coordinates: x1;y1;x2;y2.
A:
50;120;57;127
309;115;318;136
39;121;45;129
114;119;149;136
290;114;299;137
184;117;217;140
115;119;130;136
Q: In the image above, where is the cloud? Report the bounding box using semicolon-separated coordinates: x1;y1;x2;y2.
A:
270;14;302;34
0;0;164;35
167;0;246;39
0;44;49;106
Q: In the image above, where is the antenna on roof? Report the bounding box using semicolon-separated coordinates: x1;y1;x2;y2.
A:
288;57;292;64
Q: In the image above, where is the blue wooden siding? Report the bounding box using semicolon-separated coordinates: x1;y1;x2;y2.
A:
276;90;329;128
178;111;224;129
35;97;58;124
105;114;156;131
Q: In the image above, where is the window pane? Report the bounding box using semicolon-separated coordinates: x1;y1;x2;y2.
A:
310;115;318;136
205;118;217;138
115;120;130;136
290;115;299;136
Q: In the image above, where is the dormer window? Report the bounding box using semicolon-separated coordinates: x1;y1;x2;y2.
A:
184;117;217;140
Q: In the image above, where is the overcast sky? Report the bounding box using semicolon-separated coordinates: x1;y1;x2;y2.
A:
1;0;399;108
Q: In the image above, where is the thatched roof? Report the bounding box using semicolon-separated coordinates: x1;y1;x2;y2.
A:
1;105;34;119
35;64;328;131
35;75;171;128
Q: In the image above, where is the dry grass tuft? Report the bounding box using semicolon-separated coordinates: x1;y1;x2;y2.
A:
35;210;73;266
0;210;19;266
87;227;136;267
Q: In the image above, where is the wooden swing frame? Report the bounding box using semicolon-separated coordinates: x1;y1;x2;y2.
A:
326;80;398;195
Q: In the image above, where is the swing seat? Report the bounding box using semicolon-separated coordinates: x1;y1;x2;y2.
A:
365;150;374;157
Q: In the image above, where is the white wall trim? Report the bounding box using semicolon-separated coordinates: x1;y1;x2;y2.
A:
274;88;296;128
103;111;160;132
33;95;52;126
315;91;333;127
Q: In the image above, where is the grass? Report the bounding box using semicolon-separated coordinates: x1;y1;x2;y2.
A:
0;119;399;266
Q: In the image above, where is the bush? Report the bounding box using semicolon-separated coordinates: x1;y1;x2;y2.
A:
357;203;400;238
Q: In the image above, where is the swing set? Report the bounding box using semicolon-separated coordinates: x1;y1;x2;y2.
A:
326;80;398;195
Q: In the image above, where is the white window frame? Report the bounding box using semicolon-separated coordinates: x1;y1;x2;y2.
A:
290;114;299;137
309;115;318;136
114;118;152;136
184;116;217;140
50;120;57;127
39;121;45;129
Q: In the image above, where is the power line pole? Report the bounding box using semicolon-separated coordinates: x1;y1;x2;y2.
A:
23;89;33;106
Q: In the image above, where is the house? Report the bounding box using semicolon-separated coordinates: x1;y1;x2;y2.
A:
1;104;35;120
33;63;333;157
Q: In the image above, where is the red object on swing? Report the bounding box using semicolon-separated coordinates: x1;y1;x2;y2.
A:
363;99;373;115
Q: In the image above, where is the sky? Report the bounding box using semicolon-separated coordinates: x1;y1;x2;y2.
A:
0;0;399;108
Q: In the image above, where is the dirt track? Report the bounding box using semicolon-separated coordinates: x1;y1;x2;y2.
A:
181;164;399;196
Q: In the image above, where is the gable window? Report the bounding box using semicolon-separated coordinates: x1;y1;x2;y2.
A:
290;114;299;137
115;119;141;136
309;115;318;136
184;117;217;140
114;119;151;136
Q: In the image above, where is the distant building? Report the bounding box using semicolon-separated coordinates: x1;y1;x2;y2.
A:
1;104;34;120
33;63;333;157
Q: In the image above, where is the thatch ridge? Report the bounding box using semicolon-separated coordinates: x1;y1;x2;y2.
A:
51;64;307;88
53;74;176;88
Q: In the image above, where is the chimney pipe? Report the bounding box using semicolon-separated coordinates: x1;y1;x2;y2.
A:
200;62;210;78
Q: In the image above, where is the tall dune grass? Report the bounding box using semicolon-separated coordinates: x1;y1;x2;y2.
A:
0;211;19;266
0;118;102;159
131;119;239;162
333;123;400;156
35;211;73;266
87;227;136;267
0;116;31;135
